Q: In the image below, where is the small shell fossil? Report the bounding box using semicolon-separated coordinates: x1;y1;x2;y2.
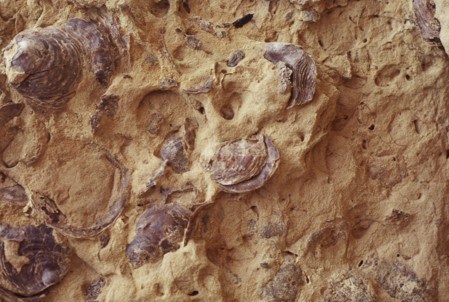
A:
375;260;431;301
0;224;71;297
208;134;280;193
0;103;24;126
126;203;191;268
0;172;28;206
31;151;130;238
261;263;304;302
413;0;441;43
227;50;245;67
264;42;317;108
323;271;375;302
160;135;190;173
3;18;120;110
3;27;82;110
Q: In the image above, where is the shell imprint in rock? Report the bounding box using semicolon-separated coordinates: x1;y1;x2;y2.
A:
126;203;191;268
264;42;317;108
0;224;71;297
323;272;375;302
2;18;120;110
413;0;441;43
31;151;130;239
208;134;280;193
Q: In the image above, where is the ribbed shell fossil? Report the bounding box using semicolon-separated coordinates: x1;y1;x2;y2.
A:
126;203;191;268
31;151;130;238
0;224;70;297
323;272;374;302
264;42;317;108
3;27;82;110
413;0;441;43
208;134;280;193
3;18;120;110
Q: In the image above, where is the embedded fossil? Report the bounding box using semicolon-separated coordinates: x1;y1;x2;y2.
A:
3;18;120;110
207;134;280;193
226;50;245;67
261;263;303;301
126;203;191;268
0;224;71;297
0;103;24;126
264;42;317;108
0;172;28;206
323;271;375;302
413;0;441;43
160;135;190;173
30;151;130;238
375;260;431;301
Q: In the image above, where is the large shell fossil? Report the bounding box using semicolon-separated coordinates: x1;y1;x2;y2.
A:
126;203;191;268
207;134;280;193
3;18;120;110
413;0;441;43
31;151;130;239
0;224;71;297
264;42;317;108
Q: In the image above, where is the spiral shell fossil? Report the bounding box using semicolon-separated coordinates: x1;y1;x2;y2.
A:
0;224;70;297
264;42;317;108
126;203;191;268
207;134;280;193
3;18;120;110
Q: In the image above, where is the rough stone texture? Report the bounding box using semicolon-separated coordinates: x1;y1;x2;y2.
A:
0;0;448;301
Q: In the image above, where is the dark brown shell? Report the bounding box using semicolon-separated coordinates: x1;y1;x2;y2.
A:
126;203;191;268
0;224;70;297
209;134;280;193
264;43;317;108
3;27;82;110
413;0;441;43
0;103;24;126
31;151;130;238
323;272;374;302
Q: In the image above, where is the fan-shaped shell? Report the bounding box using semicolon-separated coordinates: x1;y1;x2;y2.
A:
209;134;280;193
3;27;82;110
0;224;70;297
264;42;317;108
126;203;191;268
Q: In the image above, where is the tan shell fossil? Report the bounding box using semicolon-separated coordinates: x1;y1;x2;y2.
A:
2;18;120;110
323;271;375;302
207;134;280;193
264;42;317;108
126;203;191;268
261;263;303;302
30;151;130;238
0;224;71;297
413;0;441;43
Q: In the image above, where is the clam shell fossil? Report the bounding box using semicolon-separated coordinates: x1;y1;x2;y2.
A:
208;134;280;193
3;27;82;110
160;135;190;173
3;18;120;110
413;0;441;43
264;42;317;108
0;224;70;297
126;203;191;268
31;151;130;238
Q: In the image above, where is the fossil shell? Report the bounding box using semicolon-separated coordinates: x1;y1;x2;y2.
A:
0;103;24;126
375;260;431;301
160;135;190;173
3;27;82;110
31;151;130;238
65;19;120;85
264;42;317;108
323;272;374;302
0;173;28;206
126;203;191;268
0;224;70;297
261;263;303;302
208;134;280;193
3;18;121;110
413;0;441;43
